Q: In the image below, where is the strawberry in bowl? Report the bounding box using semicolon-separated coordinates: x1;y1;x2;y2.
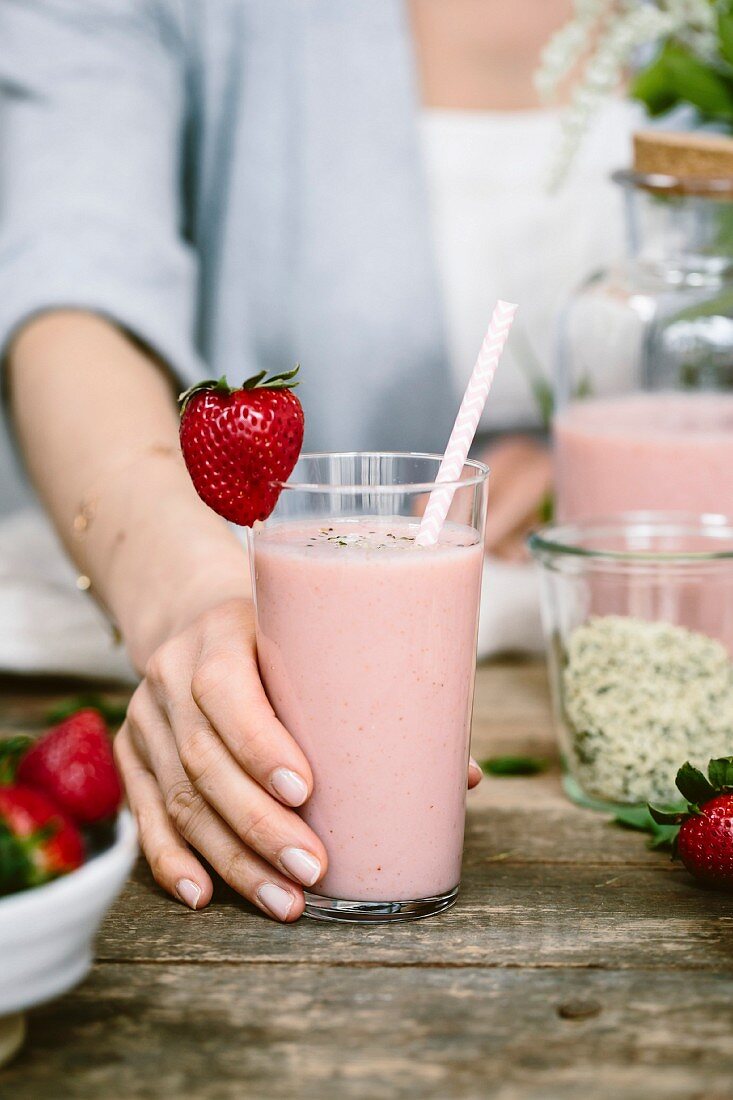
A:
0;709;135;1062
179;366;304;525
0;785;83;895
17;708;122;827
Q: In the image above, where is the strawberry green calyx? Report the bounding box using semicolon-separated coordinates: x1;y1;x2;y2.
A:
0;736;33;786
0;820;33;896
242;364;300;391
178;365;300;415
649;756;733;826
178;375;233;415
706;756;733;791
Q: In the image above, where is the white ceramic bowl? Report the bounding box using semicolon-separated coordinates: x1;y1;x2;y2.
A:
0;810;137;1017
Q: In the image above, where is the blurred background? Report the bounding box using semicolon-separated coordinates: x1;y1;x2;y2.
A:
2;0;733;677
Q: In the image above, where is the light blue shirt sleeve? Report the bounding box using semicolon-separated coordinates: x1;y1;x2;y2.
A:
0;0;202;385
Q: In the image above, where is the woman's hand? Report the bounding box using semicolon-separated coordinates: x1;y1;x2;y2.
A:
114;598;330;921
481;436;553;562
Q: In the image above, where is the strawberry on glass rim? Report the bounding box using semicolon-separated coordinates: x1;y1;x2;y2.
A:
179;366;305;526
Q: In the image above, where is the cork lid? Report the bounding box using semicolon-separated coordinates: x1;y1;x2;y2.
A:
632;131;733;191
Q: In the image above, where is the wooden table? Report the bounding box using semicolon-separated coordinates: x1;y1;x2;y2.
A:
2;659;733;1099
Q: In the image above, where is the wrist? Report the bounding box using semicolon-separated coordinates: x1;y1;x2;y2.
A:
102;481;250;670
119;546;250;672
124;558;248;668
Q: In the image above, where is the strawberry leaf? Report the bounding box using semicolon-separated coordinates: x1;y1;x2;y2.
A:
0;821;32;897
707;756;733;791
243;364;300;391
178;376;232;414
480;755;547;776
613;804;682;851
0;736;33;786
45;695;127;727
675;761;716;805
649;830;678;852
648;804;688;826
240;370;268;389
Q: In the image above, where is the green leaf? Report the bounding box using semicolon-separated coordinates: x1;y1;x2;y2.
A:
0;822;32;897
648;803;687;826
0;736;33;785
613;805;655;831
707;756;733;791
480;755;547;777
612;804;682;851
242;364;301;391
44;695;127;727
662;41;733;120
676;761;717;805
719;10;733;69
630;48;681;117
178;376;232;414
649;829;679;852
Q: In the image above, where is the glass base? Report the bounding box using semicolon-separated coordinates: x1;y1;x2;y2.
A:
304;884;459;924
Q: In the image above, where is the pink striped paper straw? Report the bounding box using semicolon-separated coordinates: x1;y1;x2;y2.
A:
416;299;518;547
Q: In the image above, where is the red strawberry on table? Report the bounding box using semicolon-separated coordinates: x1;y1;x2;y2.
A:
179;367;305;526
0;785;84;895
18;709;122;825
649;757;733;888
677;793;733;887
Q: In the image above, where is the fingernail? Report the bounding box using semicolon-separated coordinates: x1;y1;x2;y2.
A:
271;767;309;807
257;882;294;921
175;878;202;910
469;755;482;775
280;846;322;887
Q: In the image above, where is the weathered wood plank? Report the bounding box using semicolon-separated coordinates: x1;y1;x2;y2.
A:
5;964;733;1100
5;661;732;1099
96;851;733;971
466;801;664;863
0;677;130;733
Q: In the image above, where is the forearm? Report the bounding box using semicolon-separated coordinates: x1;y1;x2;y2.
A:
8;311;248;670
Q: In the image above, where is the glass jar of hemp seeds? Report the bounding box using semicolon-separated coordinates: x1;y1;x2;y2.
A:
529;514;733;812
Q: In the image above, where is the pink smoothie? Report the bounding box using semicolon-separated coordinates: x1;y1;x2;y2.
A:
555;393;733;521
252;518;484;902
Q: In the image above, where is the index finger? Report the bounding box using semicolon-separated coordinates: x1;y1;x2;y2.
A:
191;626;314;810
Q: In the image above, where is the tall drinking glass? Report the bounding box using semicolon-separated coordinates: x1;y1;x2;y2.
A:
247;453;488;922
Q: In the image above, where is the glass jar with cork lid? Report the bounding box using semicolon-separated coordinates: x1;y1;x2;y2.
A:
554;130;733;523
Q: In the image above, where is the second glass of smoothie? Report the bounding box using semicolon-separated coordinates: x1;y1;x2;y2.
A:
248;453;488;922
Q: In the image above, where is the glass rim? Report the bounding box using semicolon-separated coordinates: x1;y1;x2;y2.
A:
613;167;733;197
528;512;733;564
277;452;490;495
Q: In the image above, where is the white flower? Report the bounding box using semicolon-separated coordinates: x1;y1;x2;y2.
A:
536;0;617;101
538;0;719;188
